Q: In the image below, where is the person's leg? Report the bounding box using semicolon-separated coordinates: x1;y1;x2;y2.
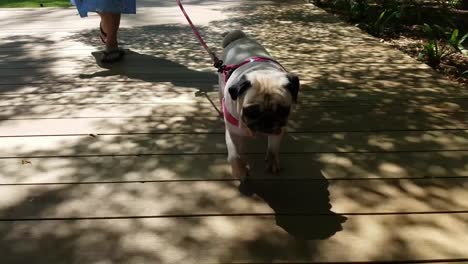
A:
98;12;119;50
97;12;108;44
104;13;120;50
98;12;124;63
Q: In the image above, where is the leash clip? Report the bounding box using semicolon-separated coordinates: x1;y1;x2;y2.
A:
214;60;225;73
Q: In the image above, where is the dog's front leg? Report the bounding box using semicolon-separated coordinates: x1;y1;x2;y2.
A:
226;129;254;196
225;130;249;180
266;133;283;174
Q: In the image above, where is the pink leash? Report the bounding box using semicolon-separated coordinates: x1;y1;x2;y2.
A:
176;0;285;79
175;0;222;68
176;0;286;128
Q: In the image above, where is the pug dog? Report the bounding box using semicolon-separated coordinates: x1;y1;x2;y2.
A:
218;30;300;193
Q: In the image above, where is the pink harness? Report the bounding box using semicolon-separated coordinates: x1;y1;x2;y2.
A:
220;56;286;84
222;98;239;127
220;56;286;127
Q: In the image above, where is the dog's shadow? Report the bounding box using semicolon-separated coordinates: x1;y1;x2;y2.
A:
79;50;217;93
244;155;347;240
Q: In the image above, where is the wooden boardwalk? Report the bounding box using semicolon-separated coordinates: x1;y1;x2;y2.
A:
1;0;467;263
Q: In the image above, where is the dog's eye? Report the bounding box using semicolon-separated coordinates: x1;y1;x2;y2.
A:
277;106;290;117
243;105;262;118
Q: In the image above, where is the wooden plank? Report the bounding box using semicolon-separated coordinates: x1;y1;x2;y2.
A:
1;178;468;220
0;82;207;94
0;51;458;92
2;89;468;103
0;45;408;57
0;61;432;73
1;90;467;111
1;152;467;184
0;64;455;88
0;52;434;65
0;112;466;137
0;214;467;263
0;65;220;79
0;47;431;71
0;72;217;85
0;103;220;119
1;76;459;91
0;92;213;106
0;101;465;123
0;82;465;96
0;130;467;157
0;59;459;90
0;53;435;75
0;117;223;136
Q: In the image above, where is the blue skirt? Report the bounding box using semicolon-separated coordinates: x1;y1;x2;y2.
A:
71;0;136;18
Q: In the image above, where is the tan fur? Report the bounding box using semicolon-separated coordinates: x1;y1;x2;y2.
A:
242;70;293;110
219;30;299;188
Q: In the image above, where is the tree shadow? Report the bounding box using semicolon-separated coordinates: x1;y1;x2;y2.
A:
1;0;468;263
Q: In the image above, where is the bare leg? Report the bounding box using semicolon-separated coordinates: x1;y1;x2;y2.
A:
97;12;124;63
98;12;121;51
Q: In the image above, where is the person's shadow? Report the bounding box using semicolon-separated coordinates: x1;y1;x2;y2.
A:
79;50;217;94
242;154;347;240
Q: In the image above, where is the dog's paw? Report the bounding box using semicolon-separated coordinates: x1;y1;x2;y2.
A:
266;160;281;174
265;152;281;174
232;159;250;180
238;179;255;196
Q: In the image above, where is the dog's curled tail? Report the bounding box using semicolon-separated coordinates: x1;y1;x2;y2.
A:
222;30;247;48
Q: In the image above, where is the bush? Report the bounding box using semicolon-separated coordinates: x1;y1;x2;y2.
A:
418;24;467;67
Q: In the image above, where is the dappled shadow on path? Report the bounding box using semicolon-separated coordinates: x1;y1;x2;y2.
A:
0;0;468;263
80;49;216;93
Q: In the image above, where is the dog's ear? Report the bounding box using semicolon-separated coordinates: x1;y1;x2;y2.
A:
286;74;300;103
228;77;252;100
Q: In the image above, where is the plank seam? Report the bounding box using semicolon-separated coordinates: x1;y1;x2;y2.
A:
0;176;467;186
2;211;468;222
1;149;468;159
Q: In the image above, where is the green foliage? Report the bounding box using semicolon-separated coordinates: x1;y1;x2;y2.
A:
448;0;461;8
0;0;71;8
418;41;443;67
371;9;400;36
448;29;468;56
417;24;462;67
330;0;350;10
349;0;368;21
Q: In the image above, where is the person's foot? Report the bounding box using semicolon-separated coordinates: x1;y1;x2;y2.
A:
100;48;125;63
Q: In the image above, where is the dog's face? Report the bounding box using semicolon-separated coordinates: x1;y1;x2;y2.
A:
228;70;299;134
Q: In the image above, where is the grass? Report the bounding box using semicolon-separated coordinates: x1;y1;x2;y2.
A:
0;0;71;8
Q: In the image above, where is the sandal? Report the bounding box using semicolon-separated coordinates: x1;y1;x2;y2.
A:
99;22;107;44
100;48;125;63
